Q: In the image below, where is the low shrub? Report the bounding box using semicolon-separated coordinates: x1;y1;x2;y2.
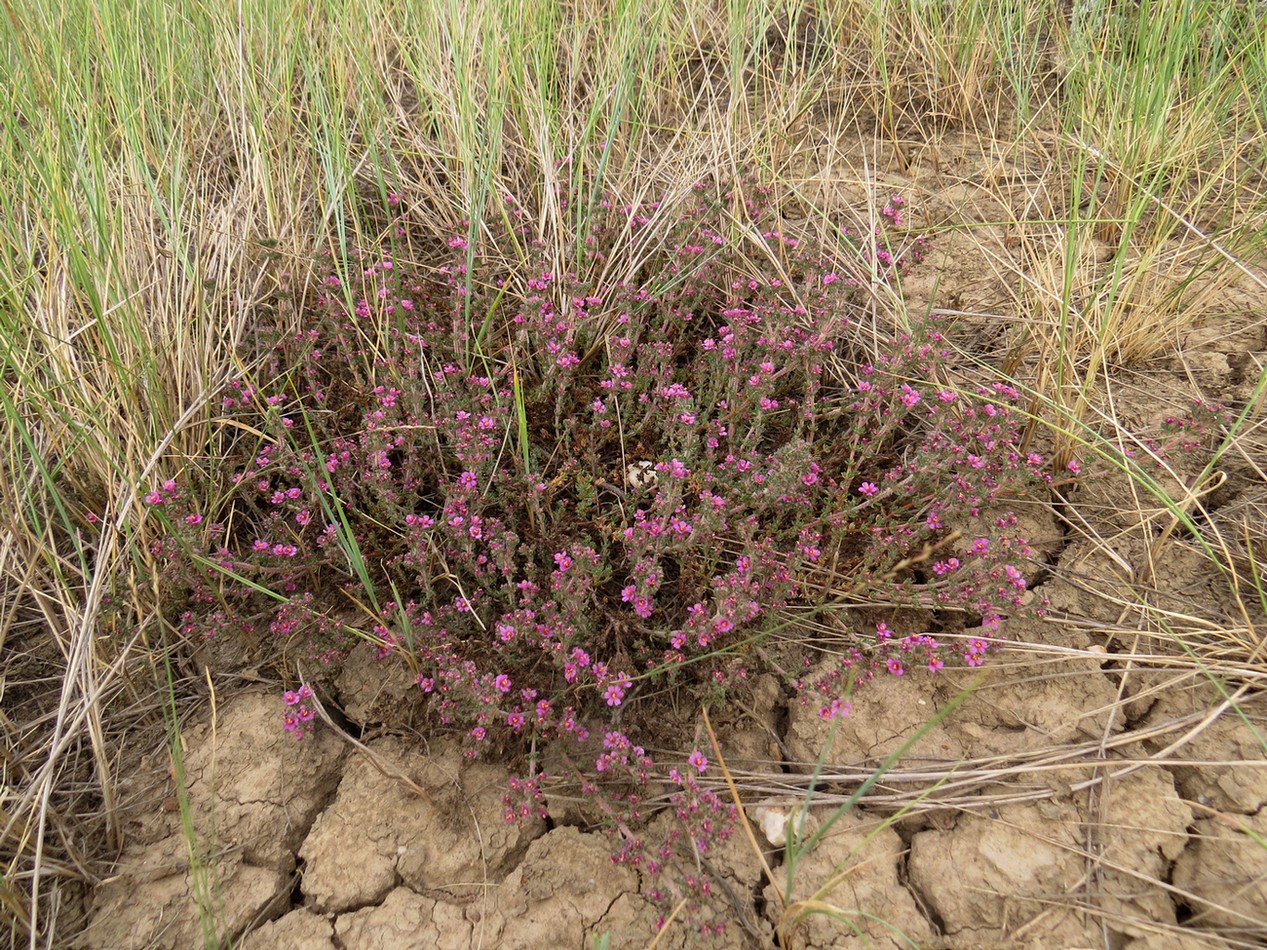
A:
146;179;1049;934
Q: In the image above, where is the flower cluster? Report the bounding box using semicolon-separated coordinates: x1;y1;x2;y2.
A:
283;684;316;739
639;759;739;937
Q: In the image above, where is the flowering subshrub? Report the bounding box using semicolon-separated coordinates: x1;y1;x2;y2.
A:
147;179;1049;935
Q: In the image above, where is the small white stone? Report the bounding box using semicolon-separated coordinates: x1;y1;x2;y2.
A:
625;461;657;489
751;802;817;848
753;805;790;846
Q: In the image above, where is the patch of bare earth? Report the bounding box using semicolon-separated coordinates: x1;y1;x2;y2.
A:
79;606;1267;948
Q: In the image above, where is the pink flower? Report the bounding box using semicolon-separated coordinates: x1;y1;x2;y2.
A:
688;750;709;773
819;698;851;720
859;482;879;497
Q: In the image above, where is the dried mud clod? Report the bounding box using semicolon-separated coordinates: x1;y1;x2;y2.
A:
79;690;346;950
297;736;544;913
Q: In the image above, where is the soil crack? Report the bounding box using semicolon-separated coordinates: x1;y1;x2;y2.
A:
898;844;945;937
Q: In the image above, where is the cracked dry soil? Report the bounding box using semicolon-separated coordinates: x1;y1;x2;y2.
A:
81;601;1267;948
